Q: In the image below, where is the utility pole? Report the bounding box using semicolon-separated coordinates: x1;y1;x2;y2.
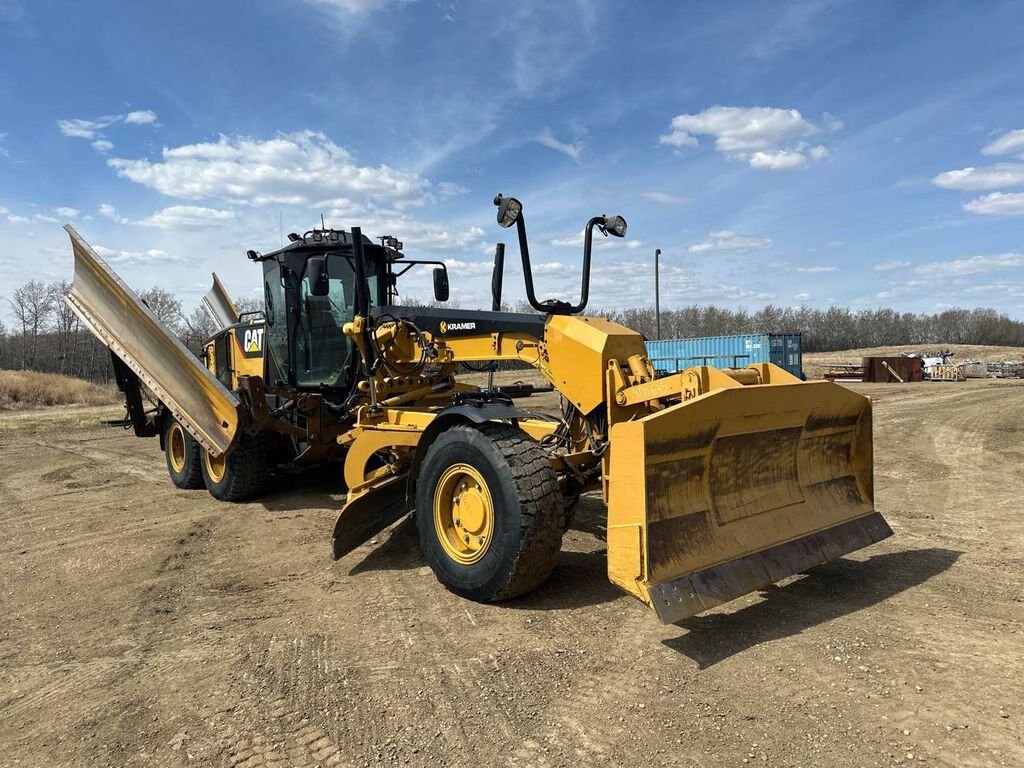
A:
654;248;662;340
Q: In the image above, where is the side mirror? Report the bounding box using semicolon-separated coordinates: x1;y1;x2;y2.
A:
494;194;523;228
307;255;330;297
432;266;449;302
601;215;627;238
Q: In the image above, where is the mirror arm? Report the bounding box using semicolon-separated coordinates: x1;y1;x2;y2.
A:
516;212;601;316
516;213;553;314
516;214;537;310
572;216;603;315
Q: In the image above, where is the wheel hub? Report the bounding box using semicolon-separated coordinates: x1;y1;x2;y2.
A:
434;464;494;565
168;423;187;473
205;450;226;483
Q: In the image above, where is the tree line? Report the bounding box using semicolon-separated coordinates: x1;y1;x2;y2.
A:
0;279;259;382
2;278;1021;383
600;304;1024;352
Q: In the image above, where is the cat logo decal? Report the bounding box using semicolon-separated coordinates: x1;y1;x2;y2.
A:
243;327;265;353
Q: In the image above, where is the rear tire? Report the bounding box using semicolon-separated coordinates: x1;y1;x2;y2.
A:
415;423;563;602
201;431;270;502
164;417;204;490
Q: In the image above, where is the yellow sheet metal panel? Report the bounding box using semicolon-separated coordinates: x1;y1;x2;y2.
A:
605;418;649;601
606;379;882;618
64;225;240;456
544;315;648;414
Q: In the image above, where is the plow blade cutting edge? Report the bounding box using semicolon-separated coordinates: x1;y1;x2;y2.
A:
64;225;241;456
606;379;891;624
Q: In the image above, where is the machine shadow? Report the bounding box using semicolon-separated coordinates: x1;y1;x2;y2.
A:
257;466;346;514
345;520;623;613
350;519;622;610
348;517;424;574
663;547;961;669
343;491;621;609
507;549;623;611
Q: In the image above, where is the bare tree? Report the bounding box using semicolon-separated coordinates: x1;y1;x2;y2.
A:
139;287;184;332
9;280;55;369
179;305;218;356
234;296;264;316
48;280;81;374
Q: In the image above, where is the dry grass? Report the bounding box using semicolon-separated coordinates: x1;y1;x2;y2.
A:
804;344;1024;379
0;370;120;410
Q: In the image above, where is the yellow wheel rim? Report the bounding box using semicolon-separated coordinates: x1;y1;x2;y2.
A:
433;463;494;565
168;423;187;474
205;450;226;483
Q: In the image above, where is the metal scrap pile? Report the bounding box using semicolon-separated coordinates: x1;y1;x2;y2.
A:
824;349;1024;382
988;360;1024;378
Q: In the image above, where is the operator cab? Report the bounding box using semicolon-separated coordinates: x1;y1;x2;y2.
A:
249;228;448;398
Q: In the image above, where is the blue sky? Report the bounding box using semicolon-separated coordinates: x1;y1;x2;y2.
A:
1;0;1023;318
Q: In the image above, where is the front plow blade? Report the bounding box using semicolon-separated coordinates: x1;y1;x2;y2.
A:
606;380;891;624
64;225;241;456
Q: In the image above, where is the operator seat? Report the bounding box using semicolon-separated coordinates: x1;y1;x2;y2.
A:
304;294;349;382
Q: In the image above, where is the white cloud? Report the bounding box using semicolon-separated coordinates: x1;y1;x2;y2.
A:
355;211;485;251
795;265;838;273
873;260;911;271
962;191;1024;216
58;116;120;140
981;129;1024;157
58;110;159;151
301;0;415;14
55;206;79;219
687;230;772;253
794;292;810;301
916;252;1024;278
123;110;158;125
550;232;586;247
437;181;468;198
641;191;688;205
932;163;1024;191
109;131;431;208
138;205;238;229
98;203;127;223
536;129;583;162
95;202;239;230
550;230;643;250
659;106;838;171
93;245;182;266
749;149;811;170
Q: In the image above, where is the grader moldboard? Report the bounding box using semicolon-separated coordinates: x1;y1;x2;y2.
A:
64;194;891;623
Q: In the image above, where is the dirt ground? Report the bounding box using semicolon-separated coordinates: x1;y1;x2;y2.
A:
1;379;1022;767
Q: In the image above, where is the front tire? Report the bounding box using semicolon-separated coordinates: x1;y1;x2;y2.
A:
164;417;204;490
415;423;563;602
201;432;270;502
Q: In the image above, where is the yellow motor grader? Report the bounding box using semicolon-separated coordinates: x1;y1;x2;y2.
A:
64;194;890;623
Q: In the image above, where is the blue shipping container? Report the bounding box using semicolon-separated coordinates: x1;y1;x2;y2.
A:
645;333;804;378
